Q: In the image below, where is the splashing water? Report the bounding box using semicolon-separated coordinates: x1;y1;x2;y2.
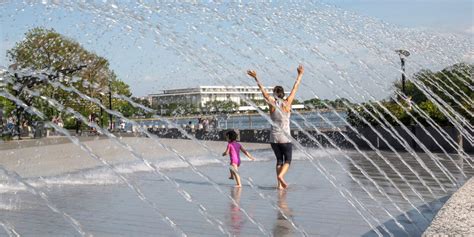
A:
0;1;472;236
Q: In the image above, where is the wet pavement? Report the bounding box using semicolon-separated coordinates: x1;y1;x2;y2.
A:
0;141;472;236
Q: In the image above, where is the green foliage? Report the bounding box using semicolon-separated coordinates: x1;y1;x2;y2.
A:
155;102;200;116
0;96;15;116
63;116;77;129
396;63;473;103
204;100;238;114
303;97;351;110
241;99;266;107
346;100;411;127
3;27;137;129
346;103;378;127
348;63;473;127
291;98;301;105
123;97;153;118
417;101;448;126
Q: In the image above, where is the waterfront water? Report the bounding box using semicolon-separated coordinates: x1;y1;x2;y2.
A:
130;111;347;131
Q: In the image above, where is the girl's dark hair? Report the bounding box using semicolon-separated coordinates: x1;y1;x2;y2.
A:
226;130;238;141
273;86;285;99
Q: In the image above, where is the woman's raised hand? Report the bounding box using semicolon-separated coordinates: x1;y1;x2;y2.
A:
247;70;257;80
297;64;304;75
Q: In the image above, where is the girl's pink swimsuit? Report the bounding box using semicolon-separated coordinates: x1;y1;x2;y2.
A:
228;141;241;166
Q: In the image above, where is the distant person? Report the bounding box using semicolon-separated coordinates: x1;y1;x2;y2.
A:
197;123;203;130
52;115;58;125
89;113;99;135
0;108;4;129
222;130;256;188
108;120;115;131
88;114;94;134
203;118;209;132
75;118;82;136
22;120;30;137
211;116;218;129
57;116;64;128
6;117;14;131
247;64;304;189
50;116;58;136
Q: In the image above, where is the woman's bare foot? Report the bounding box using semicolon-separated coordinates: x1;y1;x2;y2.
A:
278;176;288;189
234;185;241;188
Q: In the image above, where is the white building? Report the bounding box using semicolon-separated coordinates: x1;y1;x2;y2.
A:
149;86;304;113
0;68;6;87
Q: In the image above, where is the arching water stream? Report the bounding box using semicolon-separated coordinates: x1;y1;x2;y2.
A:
0;1;472;236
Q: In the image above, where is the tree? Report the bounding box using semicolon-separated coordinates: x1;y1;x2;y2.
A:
332;98;352;109
0;97;15;117
4;27;135;130
240;99;266;107
303;97;351;110
348;63;473;127
155;102;200;116
394;63;473;125
303;98;326;109
291;98;301;105
124;96;153;118
204;100;238;114
1;63;88;136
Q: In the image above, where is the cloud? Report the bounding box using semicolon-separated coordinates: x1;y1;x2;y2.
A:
143;75;158;82
462;51;474;63
465;25;474;35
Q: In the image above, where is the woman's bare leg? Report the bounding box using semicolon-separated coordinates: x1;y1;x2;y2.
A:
276;164;283;189
277;163;290;189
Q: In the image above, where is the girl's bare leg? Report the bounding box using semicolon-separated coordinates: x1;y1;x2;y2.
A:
231;165;241;187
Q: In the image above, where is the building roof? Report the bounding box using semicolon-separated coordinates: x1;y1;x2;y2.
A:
149;86;279;97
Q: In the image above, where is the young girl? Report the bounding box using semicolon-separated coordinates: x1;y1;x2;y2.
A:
222;130;256;187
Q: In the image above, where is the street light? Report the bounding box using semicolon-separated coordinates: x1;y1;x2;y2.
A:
396;50;415;143
108;79;113;131
395;49;410;94
98;82;113;131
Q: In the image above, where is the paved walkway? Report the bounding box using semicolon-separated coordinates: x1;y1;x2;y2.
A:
0;137;472;236
423;177;473;236
0;137;268;178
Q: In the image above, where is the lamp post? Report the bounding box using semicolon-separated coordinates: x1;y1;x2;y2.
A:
396;50;416;148
98;82;113;131
395;50;410;94
108;80;113;131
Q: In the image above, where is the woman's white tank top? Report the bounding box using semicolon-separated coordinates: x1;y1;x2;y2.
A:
270;99;291;143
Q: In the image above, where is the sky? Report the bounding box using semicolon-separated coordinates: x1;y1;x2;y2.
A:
0;0;472;101
327;0;473;34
